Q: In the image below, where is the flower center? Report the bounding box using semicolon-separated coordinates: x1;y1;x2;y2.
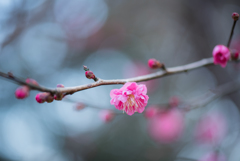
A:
122;94;144;114
127;94;137;107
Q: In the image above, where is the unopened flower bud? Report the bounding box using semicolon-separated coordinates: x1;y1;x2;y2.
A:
99;110;115;122
232;12;239;21
144;106;158;119
45;93;54;103
169;96;180;108
15;86;29;99
148;59;164;69
35;93;46;103
231;50;239;60
75;103;85;111
56;84;64;88
54;84;64;100
83;65;89;71
54;94;63;100
85;71;95;79
26;78;39;86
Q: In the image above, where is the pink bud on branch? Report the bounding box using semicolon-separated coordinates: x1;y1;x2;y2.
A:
74;103;85;111
83;65;98;81
85;71;95;79
54;84;64;101
56;84;64;88
232;12;239;21
35;93;46;103
148;59;166;70
26;78;39;86
99;110;115;122
231;50;239;60
15;86;29;99
45;93;54;103
144;106;159;119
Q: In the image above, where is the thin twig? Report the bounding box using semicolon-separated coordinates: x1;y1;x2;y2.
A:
0;57;214;95
227;20;237;48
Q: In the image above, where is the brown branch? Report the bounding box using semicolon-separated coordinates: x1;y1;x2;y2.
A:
0;57;215;95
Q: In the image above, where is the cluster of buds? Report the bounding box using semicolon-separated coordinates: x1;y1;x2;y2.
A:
15;78;39;99
36;92;54;103
35;84;65;103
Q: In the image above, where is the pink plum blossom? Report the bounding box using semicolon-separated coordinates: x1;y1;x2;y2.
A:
199;152;226;161
99;110;115;122
195;113;226;145
15;86;29;99
212;45;230;68
148;109;184;143
110;82;149;115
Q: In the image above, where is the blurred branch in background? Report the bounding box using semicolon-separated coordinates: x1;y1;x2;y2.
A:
63;79;240;115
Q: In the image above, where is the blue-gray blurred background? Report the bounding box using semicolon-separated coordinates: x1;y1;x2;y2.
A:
0;0;240;161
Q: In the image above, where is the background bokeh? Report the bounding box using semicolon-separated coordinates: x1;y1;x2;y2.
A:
0;0;240;161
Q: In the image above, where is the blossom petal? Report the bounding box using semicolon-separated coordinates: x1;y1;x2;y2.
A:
137;84;147;95
110;89;121;98
110;82;149;115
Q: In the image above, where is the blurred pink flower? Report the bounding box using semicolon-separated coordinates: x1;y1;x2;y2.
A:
99;110;115;122
169;96;180;108
148;109;184;143
212;45;230;68
144;106;159;119
199;152;226;161
110;82;149;116
74;103;85;111
195;113;226;145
